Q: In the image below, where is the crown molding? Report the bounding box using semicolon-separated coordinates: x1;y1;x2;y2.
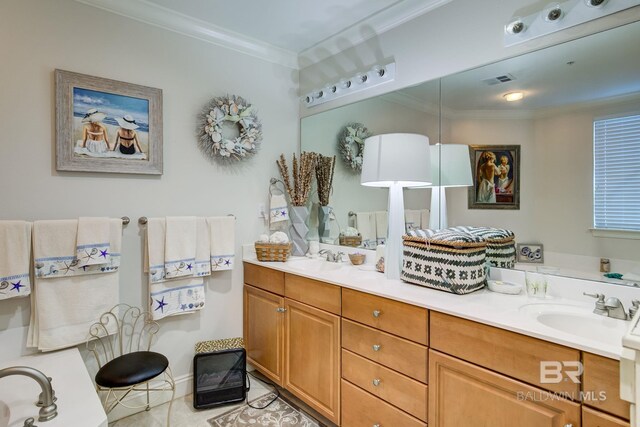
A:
75;0;299;69
298;0;452;68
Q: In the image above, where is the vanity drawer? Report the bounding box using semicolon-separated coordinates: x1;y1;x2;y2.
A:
342;349;428;421
430;312;580;395
341;379;427;427
342;288;428;345
284;273;341;315
342;319;427;383
582;352;630;420
583;407;630;427
244;262;284;295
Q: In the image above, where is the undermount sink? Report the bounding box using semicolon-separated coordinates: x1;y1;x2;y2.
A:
0;401;9;427
285;258;345;272
519;303;629;346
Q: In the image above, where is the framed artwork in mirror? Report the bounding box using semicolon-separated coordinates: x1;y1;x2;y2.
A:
516;243;544;264
468;145;520;210
55;69;163;175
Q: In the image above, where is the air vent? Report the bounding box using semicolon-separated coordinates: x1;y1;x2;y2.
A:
482;73;516;85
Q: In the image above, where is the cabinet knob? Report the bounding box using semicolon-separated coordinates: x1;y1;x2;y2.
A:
372;309;382;318
372;344;381;352
372;378;381;387
275;307;286;313
373;424;381;427
564;424;573;427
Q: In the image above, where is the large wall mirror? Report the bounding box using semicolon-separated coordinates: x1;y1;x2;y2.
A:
300;20;640;286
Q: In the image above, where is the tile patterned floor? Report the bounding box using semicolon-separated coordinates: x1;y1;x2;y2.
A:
110;379;272;427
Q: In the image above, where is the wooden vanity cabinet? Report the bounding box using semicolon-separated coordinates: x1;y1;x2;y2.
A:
582;352;631;421
243;264;341;425
429;350;581;427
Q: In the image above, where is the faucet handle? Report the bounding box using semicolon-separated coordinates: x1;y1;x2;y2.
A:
629;300;640;318
583;292;605;302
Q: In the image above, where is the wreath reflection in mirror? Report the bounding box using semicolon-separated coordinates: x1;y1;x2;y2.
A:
338;123;370;172
198;95;262;162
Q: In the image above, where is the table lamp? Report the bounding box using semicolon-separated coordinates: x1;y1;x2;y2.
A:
361;133;432;280
428;143;473;230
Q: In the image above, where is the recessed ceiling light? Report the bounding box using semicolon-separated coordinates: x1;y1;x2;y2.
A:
504;92;525;102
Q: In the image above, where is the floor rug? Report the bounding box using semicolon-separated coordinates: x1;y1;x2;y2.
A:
208;393;320;427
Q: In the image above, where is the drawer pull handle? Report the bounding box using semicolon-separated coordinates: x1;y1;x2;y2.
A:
372;309;382;318
373;424;381;427
372;378;381;387
275;307;286;313
372;344;381;352
564;424;573;427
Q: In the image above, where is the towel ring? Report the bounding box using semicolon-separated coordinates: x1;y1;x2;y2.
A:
269;178;286;197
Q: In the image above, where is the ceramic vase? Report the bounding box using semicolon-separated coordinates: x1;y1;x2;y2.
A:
318;205;332;243
289;206;309;256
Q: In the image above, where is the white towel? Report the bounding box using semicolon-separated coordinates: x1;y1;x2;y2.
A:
356;212;377;249
374;211;388;246
0;220;32;300
146;217;205;320
420;209;430;229
164;216;197;279
208;216;236;271
28;219;121;351
194;217;211;277
270;194;289;226
76;217;110;267
405;209;421;233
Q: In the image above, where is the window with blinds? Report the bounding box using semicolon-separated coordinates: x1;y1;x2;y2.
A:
593;114;640;232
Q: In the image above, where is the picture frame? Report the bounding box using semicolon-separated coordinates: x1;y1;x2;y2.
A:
468;144;520;209
517;243;544;264
55;69;163;175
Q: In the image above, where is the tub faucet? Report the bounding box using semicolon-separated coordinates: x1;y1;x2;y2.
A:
0;366;58;422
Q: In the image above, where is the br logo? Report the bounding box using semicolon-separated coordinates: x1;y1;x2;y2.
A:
540;361;583;384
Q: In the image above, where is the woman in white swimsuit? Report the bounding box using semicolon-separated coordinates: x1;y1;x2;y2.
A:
81;108;110;153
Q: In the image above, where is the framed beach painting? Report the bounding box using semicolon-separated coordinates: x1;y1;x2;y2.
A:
468;144;520;210
55;69;163;174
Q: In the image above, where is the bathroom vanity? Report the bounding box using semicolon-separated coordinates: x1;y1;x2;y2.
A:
0;348;107;427
243;253;633;426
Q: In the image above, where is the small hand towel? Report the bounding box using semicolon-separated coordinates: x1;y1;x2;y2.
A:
28;219;121;351
270;194;289;226
405;209;421;233
420;209;430;230
150;277;205;320
356;212;376;249
374;211;388;246
164;216;197;279
193;217;211;277
208;216;236;271
0;220;32;300
146;218;167;283
76;217;110;267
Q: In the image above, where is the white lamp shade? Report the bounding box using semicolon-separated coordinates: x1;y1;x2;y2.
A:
361;133;432;187
430;143;473;187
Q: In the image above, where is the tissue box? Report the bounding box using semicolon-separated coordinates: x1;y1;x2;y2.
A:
402;229;487;294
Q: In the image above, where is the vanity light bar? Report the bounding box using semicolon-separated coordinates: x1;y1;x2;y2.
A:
303;62;396;108
504;0;640;47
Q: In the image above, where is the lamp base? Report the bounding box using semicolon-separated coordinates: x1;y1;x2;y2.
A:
429;186;447;230
385;183;404;280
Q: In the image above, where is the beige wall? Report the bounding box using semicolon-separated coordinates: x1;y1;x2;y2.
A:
447;98;640;272
0;0;299;383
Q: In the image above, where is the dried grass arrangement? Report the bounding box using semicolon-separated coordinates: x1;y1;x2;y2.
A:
276;152;317;206
315;154;336;207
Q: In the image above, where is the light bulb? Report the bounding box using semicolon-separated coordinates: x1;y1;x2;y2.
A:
503;91;525;102
544;4;564;22
506;19;526;34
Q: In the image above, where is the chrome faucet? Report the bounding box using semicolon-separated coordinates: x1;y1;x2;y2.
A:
318;249;344;263
0;366;58;422
583;292;628;320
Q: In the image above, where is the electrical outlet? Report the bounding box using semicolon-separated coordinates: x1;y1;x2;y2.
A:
258;203;266;218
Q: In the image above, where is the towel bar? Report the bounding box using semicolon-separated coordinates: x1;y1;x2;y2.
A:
121;216;130;225
138;214;235;226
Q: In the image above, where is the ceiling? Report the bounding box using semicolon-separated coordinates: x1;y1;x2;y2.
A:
396;19;640;115
79;0;450;67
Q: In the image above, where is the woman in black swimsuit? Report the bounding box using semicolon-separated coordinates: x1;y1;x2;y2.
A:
113;115;143;155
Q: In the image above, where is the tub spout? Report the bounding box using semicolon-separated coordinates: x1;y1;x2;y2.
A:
0;366;58;422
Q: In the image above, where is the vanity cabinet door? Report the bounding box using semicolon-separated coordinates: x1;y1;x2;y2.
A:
243;285;285;386
285;298;341;424
429;350;581;427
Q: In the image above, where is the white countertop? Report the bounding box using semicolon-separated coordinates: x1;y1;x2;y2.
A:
244;246;638;360
0;348;107;427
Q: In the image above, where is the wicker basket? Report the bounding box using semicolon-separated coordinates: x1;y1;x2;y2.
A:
339;234;362;247
255;242;291;262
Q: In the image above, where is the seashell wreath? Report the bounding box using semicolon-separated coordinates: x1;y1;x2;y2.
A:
338;122;370;172
197;95;263;162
